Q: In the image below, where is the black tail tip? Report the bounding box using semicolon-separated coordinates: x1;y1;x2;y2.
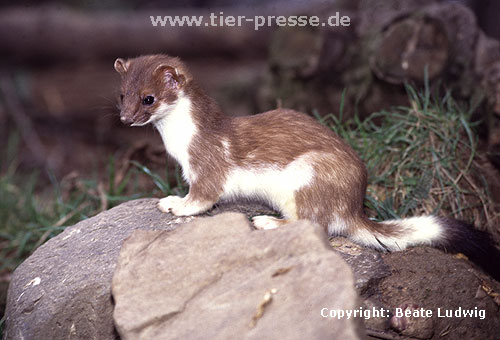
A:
434;217;500;282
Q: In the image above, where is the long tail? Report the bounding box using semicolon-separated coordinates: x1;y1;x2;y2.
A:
350;215;500;281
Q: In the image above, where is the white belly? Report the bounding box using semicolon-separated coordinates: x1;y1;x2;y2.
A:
221;153;316;218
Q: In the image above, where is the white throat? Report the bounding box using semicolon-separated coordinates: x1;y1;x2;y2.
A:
153;95;198;183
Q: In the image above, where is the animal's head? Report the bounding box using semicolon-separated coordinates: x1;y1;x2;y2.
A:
114;55;188;126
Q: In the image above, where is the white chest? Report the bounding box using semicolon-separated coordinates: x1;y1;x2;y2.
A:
153;96;198;183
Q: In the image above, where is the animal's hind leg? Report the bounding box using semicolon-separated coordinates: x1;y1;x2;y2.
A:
251;198;298;230
252;215;289;230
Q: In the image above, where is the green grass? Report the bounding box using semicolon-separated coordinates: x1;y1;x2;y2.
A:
0;136;187;275
315;85;496;228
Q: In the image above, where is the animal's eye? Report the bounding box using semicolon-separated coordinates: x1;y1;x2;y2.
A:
120;94;124;102
142;95;155;105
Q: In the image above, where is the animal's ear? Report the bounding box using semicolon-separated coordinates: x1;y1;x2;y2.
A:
114;58;130;75
154;65;186;89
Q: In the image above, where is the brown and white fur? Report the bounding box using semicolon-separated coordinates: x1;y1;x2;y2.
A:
115;55;500;280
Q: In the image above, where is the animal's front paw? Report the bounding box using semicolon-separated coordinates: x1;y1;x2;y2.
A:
158;195;185;214
157;195;213;216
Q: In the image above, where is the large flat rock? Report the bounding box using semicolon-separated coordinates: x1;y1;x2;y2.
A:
112;213;365;340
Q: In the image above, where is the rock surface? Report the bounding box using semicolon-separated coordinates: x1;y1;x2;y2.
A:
3;199;193;340
330;237;391;294
111;213;365;340
4;198;500;340
380;247;500;339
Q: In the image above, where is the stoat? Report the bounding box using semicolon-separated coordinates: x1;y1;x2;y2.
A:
114;54;500;280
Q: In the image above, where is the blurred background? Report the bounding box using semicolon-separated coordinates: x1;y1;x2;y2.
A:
1;0;500;324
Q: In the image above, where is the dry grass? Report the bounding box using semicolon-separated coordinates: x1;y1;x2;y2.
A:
318;85;499;234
